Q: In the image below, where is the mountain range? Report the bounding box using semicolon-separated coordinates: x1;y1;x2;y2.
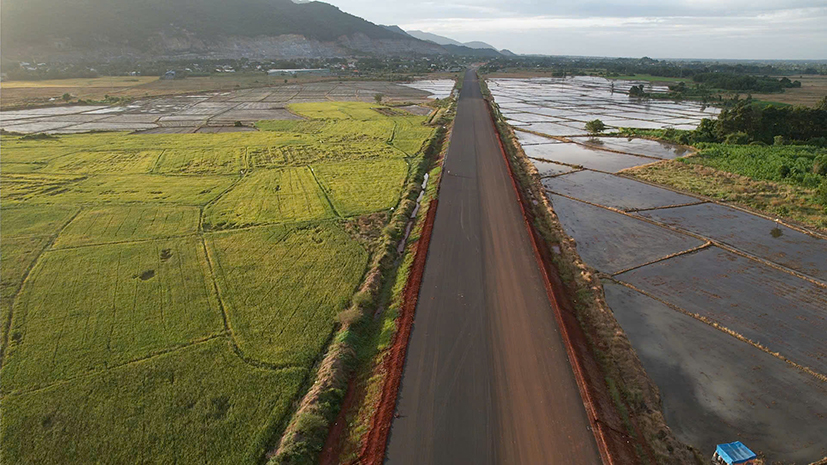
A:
0;0;513;62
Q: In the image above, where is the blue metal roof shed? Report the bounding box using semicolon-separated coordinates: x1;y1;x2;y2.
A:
715;442;757;464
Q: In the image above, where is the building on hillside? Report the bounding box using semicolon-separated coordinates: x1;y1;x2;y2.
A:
267;68;330;77
712;442;758;465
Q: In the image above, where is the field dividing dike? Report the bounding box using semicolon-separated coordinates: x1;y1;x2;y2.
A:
308;165;341;218
610;242;713;276
150;149;168;174
0;207;82;365
1;333;227;398
603;275;827;384
624;200;709;213
48;232;200;251
198;236;301;372
484;94;615;465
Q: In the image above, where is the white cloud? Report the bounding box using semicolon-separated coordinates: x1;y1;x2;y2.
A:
327;0;827;59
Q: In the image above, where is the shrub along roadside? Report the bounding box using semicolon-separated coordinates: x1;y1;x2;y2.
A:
481;78;702;464
267;103;455;465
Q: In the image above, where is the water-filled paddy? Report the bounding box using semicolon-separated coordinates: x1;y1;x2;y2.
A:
604;282;827;464
524;143;655;172
617;246;827;375
549;195;703;273
639;203;827;281
544;170;700;210
570;137;691;159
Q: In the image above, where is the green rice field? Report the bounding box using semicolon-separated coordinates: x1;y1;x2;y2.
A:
0;101;436;463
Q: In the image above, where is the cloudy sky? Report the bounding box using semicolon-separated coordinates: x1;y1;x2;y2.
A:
325;0;827;59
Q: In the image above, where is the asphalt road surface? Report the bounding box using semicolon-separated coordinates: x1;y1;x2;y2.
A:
385;70;601;464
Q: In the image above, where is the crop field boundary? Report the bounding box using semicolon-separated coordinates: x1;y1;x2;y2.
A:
308;166;342;217
3;333;226;398
200;234;337;372
610;242;713;276
48;231;200;250
0;207;81;364
603;275;827;384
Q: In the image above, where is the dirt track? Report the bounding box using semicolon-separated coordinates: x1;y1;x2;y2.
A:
385;70;601;463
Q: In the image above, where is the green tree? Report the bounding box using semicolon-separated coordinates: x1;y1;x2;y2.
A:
628;85;646;97
374;93;384;104
62;93;72;102
817;180;827;206
585;119;606;135
725;132;750;145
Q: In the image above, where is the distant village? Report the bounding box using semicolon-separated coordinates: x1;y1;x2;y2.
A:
1;55;471;82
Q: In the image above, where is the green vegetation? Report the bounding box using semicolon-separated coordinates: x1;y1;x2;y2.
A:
691;72;800;93
620;99;827;230
625;141;827;230
272;111;455;465
625;160;827;231
205;168;333;228
0;100;437;463
54;205;200;247
206;224;367;366
313;159;408;216
42;150;163;174
686;144;827;190
2;237;223;390
1;340;307;465
481;56;826;83
585;119;606;135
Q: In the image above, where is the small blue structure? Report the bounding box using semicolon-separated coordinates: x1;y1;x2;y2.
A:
712;441;757;464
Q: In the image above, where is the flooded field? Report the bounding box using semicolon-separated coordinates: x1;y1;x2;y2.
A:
523;141;655;172
490;76;720;136
543;170;699;211
530;159;577;177
401;79;456;99
0;80;454;134
489;77;827;462
549;194;703;274
569;136;691;159
619;246;827;374
639;203;827;281
604;282;827;463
